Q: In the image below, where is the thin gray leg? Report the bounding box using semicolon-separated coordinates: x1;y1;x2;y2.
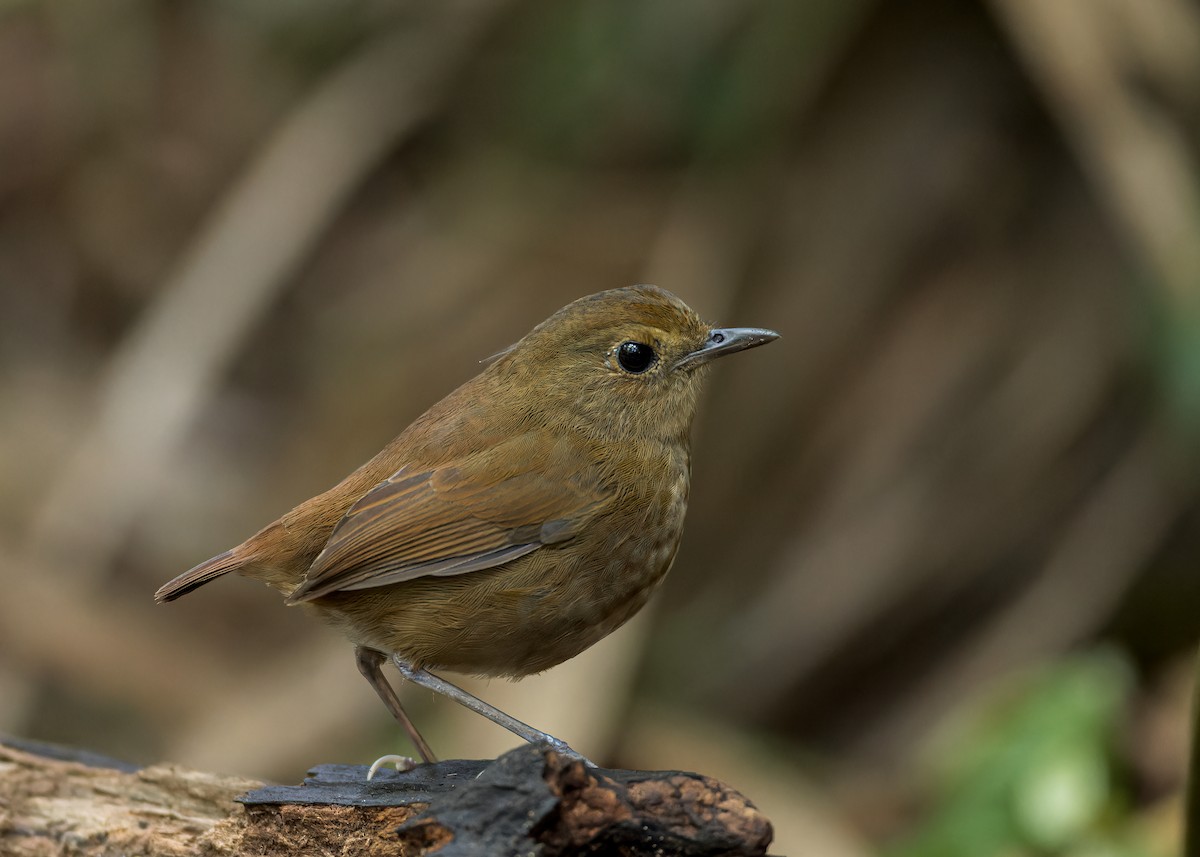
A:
355;646;437;763
390;653;587;762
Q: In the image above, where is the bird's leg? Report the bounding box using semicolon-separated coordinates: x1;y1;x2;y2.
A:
390;653;590;764
355;646;438;775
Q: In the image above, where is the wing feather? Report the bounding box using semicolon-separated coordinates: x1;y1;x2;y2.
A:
286;434;608;602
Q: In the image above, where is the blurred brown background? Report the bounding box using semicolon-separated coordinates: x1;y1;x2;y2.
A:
3;1;1200;854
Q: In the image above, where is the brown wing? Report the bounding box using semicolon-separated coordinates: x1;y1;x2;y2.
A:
286;434;609;603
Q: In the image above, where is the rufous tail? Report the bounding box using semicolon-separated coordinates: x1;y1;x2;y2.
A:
154;549;245;603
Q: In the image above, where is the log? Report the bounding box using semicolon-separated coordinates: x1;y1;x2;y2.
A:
0;737;773;855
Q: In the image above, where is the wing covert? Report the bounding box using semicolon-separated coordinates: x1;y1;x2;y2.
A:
286;434;608;602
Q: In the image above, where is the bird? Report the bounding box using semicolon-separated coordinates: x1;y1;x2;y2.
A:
155;285;777;771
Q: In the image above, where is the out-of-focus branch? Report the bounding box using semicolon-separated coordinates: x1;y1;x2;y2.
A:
990;0;1200;311
25;3;508;581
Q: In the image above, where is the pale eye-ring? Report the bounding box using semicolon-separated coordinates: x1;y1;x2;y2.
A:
616;341;657;374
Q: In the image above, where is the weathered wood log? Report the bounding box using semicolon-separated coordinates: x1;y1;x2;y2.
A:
0;737;773;855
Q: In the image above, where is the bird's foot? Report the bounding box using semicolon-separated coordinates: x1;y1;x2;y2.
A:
366;753;419;780
541;736;595;767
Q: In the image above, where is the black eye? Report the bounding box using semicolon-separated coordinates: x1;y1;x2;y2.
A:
616;341;657;374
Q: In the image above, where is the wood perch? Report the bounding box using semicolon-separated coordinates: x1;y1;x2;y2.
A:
0;737;773;856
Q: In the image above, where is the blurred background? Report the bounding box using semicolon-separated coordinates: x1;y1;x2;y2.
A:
2;0;1200;854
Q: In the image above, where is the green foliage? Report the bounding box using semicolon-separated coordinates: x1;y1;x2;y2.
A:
887;650;1164;857
1154;301;1200;438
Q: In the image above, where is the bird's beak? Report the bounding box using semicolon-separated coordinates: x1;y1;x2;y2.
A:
674;327;780;370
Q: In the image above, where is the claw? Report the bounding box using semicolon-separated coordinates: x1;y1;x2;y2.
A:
366;753;418;780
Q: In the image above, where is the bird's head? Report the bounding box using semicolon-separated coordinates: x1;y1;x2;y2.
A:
491;285;778;444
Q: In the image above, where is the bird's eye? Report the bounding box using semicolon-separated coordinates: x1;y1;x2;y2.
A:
616;341;657;374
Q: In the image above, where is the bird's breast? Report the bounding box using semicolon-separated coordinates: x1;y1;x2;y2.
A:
570;447;691;627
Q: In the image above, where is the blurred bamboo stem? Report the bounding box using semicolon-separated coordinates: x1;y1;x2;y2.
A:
24;3;506;581
990;0;1200;310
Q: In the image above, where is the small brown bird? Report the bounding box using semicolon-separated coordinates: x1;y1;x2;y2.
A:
156;285;776;769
